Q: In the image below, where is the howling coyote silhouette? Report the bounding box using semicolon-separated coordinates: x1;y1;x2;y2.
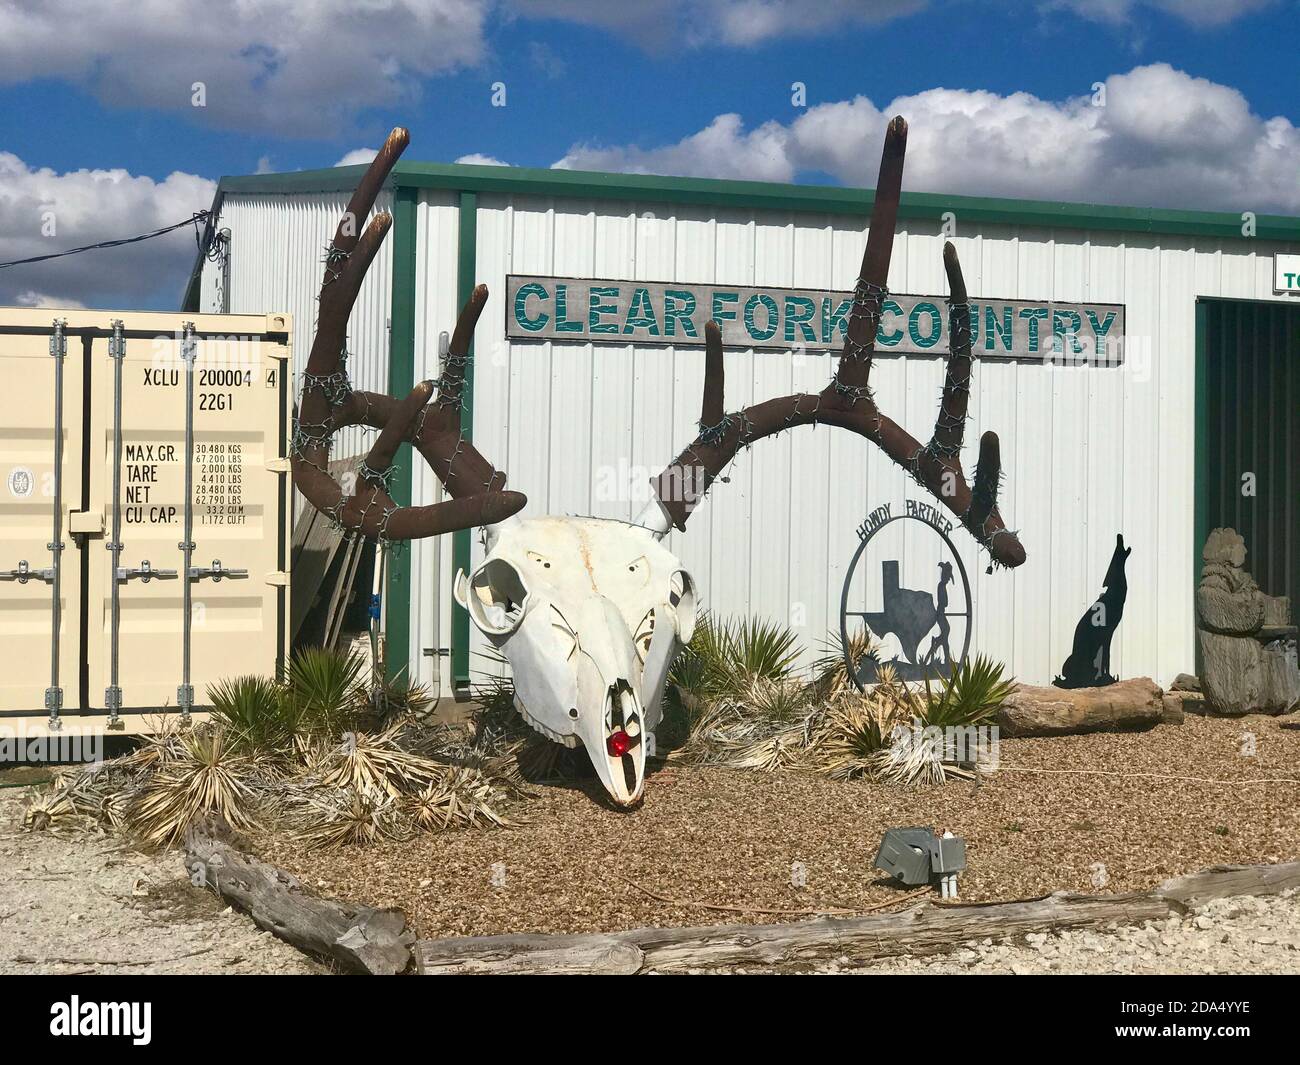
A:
1054;534;1131;689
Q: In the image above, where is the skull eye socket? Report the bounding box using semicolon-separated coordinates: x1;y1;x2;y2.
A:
466;558;529;635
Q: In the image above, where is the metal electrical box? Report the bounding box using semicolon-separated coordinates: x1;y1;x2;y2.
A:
0;309;292;734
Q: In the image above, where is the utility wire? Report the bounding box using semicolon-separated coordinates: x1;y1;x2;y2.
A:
0;210;211;271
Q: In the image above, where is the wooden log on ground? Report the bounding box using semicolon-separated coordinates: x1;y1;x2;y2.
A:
416;931;645;975
183;815;413;975
1154;861;1300;907
415;860;1300;975
997;677;1165;737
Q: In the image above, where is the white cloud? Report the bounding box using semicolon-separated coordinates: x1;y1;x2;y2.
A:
555;113;793;181
0;153;216;308
550;64;1300;215
335;148;380;167
0;0;489;137
507;0;926;48
455;153;512;166
1047;0;1277;27
13;290;87;310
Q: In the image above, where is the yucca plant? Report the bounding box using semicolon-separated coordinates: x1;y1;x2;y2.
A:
404;767;508;831
283;647;366;742
22;784;79;832
315;722;441;800
366;672;434;724
808;629;879;701
920;654;1016;730
665;613;805;749
129;726;257;846
666;611;732;702
813;693;905;780
208;674;296;754
719;616;802;684
290;790;400;850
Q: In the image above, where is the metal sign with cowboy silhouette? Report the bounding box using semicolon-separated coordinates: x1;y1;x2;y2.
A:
840;499;974;688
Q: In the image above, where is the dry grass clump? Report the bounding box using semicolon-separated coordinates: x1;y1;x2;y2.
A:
24;649;524;851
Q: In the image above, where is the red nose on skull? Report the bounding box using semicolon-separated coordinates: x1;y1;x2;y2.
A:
606;729;632;758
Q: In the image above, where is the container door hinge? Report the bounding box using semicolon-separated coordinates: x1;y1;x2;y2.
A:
265;571;290;586
264;457;290;473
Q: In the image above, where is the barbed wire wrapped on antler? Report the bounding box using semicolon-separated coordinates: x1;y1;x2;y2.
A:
650;116;1026;569
291;127;526;541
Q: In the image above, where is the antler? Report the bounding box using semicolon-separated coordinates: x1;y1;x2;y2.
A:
291;127;526;540
650;116;1025;568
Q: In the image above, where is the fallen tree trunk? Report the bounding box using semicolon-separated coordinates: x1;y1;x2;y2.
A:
415;861;1300;975
183;815;413;975
997;677;1165;737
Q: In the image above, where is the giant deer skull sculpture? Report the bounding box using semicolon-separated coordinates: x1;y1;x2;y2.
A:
293;120;1025;807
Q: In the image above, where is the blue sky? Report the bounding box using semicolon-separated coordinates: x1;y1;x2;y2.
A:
0;0;1296;309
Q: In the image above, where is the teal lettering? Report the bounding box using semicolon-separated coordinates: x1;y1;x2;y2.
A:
663;289;698;338
712;291;739;324
1019;307;1050;353
876;299;904;346
554;284;582;333
822;296;852;343
785;296;816;343
985;305;1013;352
744;293;779;341
1052;309;1083;354
514;282;549;332
908;302;943;348
623;287;660;336
1085;308;1116;342
589;287;620;334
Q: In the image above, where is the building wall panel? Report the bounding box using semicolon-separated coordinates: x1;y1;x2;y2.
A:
211;181;1298;691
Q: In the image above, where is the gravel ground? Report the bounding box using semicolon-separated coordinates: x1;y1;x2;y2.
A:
3;713;1297;975
257;714;1300;940
0;789;323;975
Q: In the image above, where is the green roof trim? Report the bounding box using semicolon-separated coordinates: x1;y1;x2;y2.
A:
229;160;1300;233
182;160;1299;310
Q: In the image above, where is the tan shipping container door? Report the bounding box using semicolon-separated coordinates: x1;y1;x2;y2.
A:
0;322;84;714
0;310;291;727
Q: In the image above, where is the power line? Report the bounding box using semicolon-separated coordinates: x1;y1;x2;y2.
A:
0;210;211;271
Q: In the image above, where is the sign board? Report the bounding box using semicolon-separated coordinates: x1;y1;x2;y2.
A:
1274;253;1300;296
507;275;1126;363
840;499;972;688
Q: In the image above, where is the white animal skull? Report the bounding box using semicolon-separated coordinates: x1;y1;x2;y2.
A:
455;507;695;806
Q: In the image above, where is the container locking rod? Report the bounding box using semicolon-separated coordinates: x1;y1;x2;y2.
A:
177;322;197;720
46;319;67;731
105;319;125;725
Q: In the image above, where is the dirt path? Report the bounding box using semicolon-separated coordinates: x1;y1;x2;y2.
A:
0;789;322;975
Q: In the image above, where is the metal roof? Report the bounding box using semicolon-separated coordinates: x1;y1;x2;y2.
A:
183;159;1300;311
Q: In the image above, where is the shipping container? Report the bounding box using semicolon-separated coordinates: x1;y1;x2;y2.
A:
185;163;1300;698
0;309;292;735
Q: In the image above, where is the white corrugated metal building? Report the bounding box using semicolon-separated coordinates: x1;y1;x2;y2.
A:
184;161;1300;699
